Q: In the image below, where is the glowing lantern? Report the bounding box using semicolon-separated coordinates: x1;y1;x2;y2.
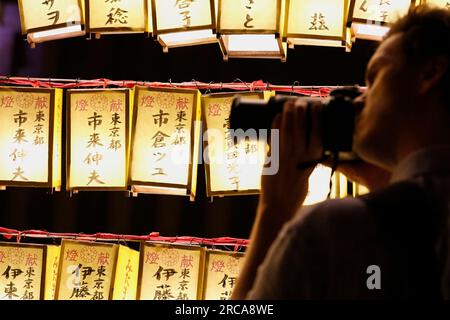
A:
217;0;287;61
55;240;119;300
0;87;62;191
348;0;416;41
85;0;146;38
202;92;272;197
0;242;46;300
284;0;352;51
18;0;85;46
66;89;131;193
129;87;201;200
138;242;205;300
150;0;217;52
202;250;244;300
421;0;450;8
44;245;61;300
112;245;140;300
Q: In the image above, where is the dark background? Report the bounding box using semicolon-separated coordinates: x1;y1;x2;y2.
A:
0;0;376;239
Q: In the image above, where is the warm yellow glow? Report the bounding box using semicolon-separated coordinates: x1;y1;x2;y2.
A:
159;30;217;48
219;0;278;30
44;245;60;300
130;87;201;198
304;165;334;206
154;0;213;30
202;92;273;196
67;89;130;191
286;0;347;41
351;0;412;23
87;0;146;33
203;250;244;300
55;240;118;300
138;243;205;300
0;88;62;188
112;245;139;300
18;0;85;42
352;23;389;41
422;0;450;8
0;242;45;300
290;38;343;47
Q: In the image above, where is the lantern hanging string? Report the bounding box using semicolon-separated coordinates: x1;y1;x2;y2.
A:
0;75;362;97
0;226;249;249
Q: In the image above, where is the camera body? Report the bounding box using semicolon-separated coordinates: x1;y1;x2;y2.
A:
229;87;361;159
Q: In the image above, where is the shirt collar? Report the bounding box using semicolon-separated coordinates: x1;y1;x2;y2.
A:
391;145;450;183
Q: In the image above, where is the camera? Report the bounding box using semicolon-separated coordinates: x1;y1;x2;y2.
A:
229;87;361;160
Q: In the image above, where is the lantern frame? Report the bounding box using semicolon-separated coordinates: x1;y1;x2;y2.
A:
0;241;47;300
347;0;417;40
201;249;244;300
283;0;351;50
216;0;286;61
0;87;62;190
17;0;85;45
66;89;131;192
85;0;148;37
150;0;218;52
55;239;119;300
129;87;201;199
137;242;206;300
202;91;269;197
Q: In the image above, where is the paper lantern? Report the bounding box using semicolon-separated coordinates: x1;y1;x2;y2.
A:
112;245;139;300
150;0;217;52
421;0;450;8
18;0;85;46
202;250;244;300
129;87;201;200
217;0;287;61
85;0;146;37
348;0;416;41
44;245;60;300
0;87;62;190
137;242;205;300
284;0;352;51
303;164;347;206
202;92;271;197
66;89;131;193
0;242;46;300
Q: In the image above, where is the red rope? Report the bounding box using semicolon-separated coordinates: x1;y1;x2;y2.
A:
0;76;347;97
0;226;249;249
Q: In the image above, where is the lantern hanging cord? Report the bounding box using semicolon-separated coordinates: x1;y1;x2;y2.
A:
0;226;249;249
0;75;359;97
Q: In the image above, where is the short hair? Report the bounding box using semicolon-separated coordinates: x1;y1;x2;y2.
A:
387;5;450;108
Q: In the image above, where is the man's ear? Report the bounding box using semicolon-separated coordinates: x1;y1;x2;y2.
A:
418;55;449;95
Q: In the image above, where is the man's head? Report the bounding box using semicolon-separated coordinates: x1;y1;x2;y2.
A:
353;6;450;170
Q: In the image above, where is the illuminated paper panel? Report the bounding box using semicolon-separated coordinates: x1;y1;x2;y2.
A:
44;245;60;300
422;0;450;8
217;0;286;60
349;0;415;40
130;87;201;198
86;0;146;34
18;0;85;44
203;250;244;300
67;89;130;191
202;92;271;197
0;87;62;189
56;240;118;300
0;242;45;300
285;0;348;48
112;245;140;300
138;243;205;300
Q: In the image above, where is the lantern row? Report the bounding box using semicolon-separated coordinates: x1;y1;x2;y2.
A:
0;238;245;300
0;85;369;203
17;1;449;61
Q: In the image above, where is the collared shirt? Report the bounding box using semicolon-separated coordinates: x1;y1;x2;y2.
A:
248;145;450;299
